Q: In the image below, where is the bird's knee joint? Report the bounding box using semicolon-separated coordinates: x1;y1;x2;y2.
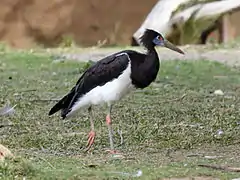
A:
106;114;111;125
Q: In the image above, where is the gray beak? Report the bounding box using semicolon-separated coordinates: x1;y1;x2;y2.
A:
164;40;184;54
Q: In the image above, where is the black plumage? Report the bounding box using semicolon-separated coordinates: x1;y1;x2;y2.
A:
49;52;130;118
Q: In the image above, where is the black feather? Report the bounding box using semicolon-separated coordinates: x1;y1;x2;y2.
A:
48;51;130;118
48;88;75;116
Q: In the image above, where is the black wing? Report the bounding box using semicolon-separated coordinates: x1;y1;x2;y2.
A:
48;51;131;118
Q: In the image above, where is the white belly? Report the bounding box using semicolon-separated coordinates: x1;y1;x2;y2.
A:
69;62;134;114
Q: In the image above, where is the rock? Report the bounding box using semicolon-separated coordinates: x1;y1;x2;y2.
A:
0;0;157;48
214;89;224;96
0;144;13;161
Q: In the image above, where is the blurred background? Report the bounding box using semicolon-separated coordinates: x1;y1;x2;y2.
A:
0;0;240;49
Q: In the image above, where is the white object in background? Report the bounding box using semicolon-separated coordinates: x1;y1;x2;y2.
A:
171;0;240;25
133;0;240;45
133;0;192;44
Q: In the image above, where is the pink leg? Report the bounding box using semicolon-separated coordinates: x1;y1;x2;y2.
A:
106;114;114;150
105;111;121;154
85;106;96;152
106;114;111;125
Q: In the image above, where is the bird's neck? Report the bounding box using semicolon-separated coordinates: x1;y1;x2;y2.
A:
130;46;160;89
146;47;159;62
142;47;160;76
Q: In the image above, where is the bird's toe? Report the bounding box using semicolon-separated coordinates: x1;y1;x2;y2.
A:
85;130;96;152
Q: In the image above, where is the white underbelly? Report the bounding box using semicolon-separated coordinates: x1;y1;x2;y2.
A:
87;77;134;105
70;62;134;114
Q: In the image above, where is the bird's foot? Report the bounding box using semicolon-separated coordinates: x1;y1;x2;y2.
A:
85;130;96;151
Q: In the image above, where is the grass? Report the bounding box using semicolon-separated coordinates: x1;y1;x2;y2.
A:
0;50;240;179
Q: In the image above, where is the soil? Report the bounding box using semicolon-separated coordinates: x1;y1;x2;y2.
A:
0;0;240;48
0;0;157;48
50;45;240;67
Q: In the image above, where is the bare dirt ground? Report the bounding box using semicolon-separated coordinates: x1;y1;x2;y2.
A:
48;45;240;67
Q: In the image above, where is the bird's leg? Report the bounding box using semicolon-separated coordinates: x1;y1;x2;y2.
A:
105;104;120;154
86;106;96;151
106;105;114;150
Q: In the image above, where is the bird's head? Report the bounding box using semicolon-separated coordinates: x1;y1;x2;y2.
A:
140;29;184;54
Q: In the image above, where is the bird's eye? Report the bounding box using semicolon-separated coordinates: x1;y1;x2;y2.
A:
158;36;163;41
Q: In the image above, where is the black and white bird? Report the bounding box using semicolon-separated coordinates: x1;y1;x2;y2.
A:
48;29;184;153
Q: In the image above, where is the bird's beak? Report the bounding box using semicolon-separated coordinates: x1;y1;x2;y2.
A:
163;40;184;54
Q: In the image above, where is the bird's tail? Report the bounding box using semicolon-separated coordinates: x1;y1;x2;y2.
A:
48;96;67;116
48;87;76;118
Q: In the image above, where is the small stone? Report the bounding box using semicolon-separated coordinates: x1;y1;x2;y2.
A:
214;89;224;95
204;155;220;159
0;144;13;162
217;129;224;135
111;154;125;159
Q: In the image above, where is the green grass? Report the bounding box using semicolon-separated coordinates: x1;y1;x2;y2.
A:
0;51;240;179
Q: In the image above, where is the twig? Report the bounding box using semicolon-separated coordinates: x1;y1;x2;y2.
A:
29;98;60;102
161;93;187;103
117;128;124;145
127;93;187;104
19;89;37;93
160;123;203;128
198;164;240;172
186;153;203;157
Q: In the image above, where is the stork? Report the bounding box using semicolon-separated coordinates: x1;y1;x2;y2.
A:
48;29;184;153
